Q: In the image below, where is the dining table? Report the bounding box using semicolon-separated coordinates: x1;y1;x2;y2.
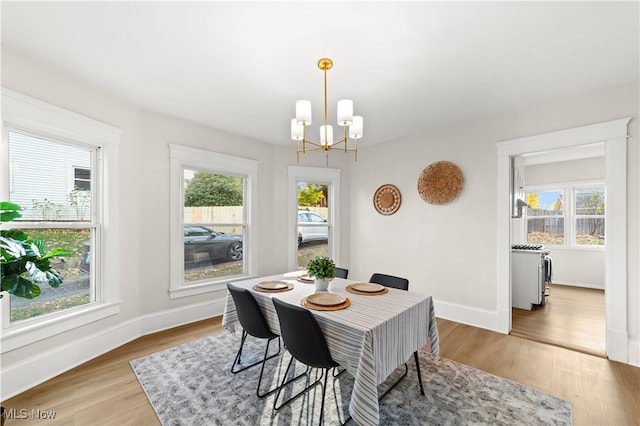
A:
222;271;440;426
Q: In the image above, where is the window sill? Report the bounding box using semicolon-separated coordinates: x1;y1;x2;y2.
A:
1;301;121;353
169;275;257;299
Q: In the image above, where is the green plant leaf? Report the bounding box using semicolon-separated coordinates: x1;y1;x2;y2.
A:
42;247;72;259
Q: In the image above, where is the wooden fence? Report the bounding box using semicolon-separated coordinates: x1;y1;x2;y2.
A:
184;206;329;234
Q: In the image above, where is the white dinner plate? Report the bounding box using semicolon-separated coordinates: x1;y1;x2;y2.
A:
257;281;288;290
351;283;385;293
307;293;346;307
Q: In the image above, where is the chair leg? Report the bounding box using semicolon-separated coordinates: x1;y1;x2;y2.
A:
318;370;329;425
414;351;425;396
256;336;284;398
231;332;281;375
273;357;322;412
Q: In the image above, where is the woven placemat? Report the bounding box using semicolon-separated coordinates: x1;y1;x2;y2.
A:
345;284;389;296
301;296;351;311
251;282;294;293
418;161;463;204
373;184;402;215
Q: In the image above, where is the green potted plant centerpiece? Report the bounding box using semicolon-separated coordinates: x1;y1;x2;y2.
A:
306;256;335;291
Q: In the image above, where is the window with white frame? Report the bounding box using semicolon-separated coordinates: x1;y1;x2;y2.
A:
169;145;257;298
1;89;120;352
526;182;605;247
288;166;341;271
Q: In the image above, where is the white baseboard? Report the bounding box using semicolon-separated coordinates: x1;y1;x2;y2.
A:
433;298;500;332
1;297;227;401
551;281;604;290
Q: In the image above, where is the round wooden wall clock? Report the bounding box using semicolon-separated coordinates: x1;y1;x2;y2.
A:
373;184;401;215
418;161;463;204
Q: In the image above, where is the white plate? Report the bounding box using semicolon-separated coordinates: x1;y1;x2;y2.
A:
257;281;288;290
307;293;346;307
351;283;385;293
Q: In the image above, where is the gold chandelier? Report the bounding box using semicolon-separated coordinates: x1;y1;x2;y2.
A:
291;58;363;162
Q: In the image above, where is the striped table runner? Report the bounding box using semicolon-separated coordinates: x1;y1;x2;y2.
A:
222;273;440;426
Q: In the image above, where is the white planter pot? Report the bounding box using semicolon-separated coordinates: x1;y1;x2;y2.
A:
314;277;330;291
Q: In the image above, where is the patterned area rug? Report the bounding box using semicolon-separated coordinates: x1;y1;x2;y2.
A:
130;331;573;425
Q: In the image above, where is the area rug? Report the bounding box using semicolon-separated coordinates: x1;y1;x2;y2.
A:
130;331;573;425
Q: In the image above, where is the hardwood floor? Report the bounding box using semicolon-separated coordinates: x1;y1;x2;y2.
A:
3;316;638;425
511;283;606;357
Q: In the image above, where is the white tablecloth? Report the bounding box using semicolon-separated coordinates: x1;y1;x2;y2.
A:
222;272;440;426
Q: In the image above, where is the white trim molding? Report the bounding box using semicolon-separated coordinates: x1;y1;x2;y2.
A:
496;118;631;363
1;89;121;352
168;144;258;298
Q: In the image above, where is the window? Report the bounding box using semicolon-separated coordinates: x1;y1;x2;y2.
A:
525;182;605;248
73;167;91;191
169;145;257;298
574;186;605;246
288;166;341;271
297;183;330;268
183;170;244;281
7;131;95;322
1;89;120;352
526;189;565;245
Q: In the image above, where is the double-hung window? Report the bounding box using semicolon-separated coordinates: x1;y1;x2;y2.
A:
1;89;120;352
288;166;341;271
526;182;605;247
169;145;257;298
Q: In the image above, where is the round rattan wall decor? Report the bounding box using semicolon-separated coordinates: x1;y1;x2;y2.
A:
373;184;401;215
418;161;464;205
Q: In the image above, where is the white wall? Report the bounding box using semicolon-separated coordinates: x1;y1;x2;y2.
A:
349;80;639;358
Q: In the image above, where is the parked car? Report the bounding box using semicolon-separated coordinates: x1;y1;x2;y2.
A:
184;225;243;264
79;226;243;273
298;210;329;246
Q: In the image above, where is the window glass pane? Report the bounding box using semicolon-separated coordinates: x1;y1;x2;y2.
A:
7;131;94;322
74;167;91;191
8;228;91;321
9;131;92;221
526;189;564;244
183;170;244;282
575;187;605;246
297;182;329;269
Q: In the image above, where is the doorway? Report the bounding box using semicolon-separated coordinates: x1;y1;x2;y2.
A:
496;118;630;363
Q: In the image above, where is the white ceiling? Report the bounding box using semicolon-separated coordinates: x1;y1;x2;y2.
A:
1;1;638;148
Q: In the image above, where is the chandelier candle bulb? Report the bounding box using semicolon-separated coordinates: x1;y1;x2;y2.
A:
291;119;303;141
320;125;333;147
296;100;312;125
337;99;353;125
349;115;364;139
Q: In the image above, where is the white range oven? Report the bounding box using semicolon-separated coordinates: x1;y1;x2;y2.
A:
511;244;550;310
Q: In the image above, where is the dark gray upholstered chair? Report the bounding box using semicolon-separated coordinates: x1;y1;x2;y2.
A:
334;267;349;279
227;283;281;397
272;298;345;424
368;273;425;398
